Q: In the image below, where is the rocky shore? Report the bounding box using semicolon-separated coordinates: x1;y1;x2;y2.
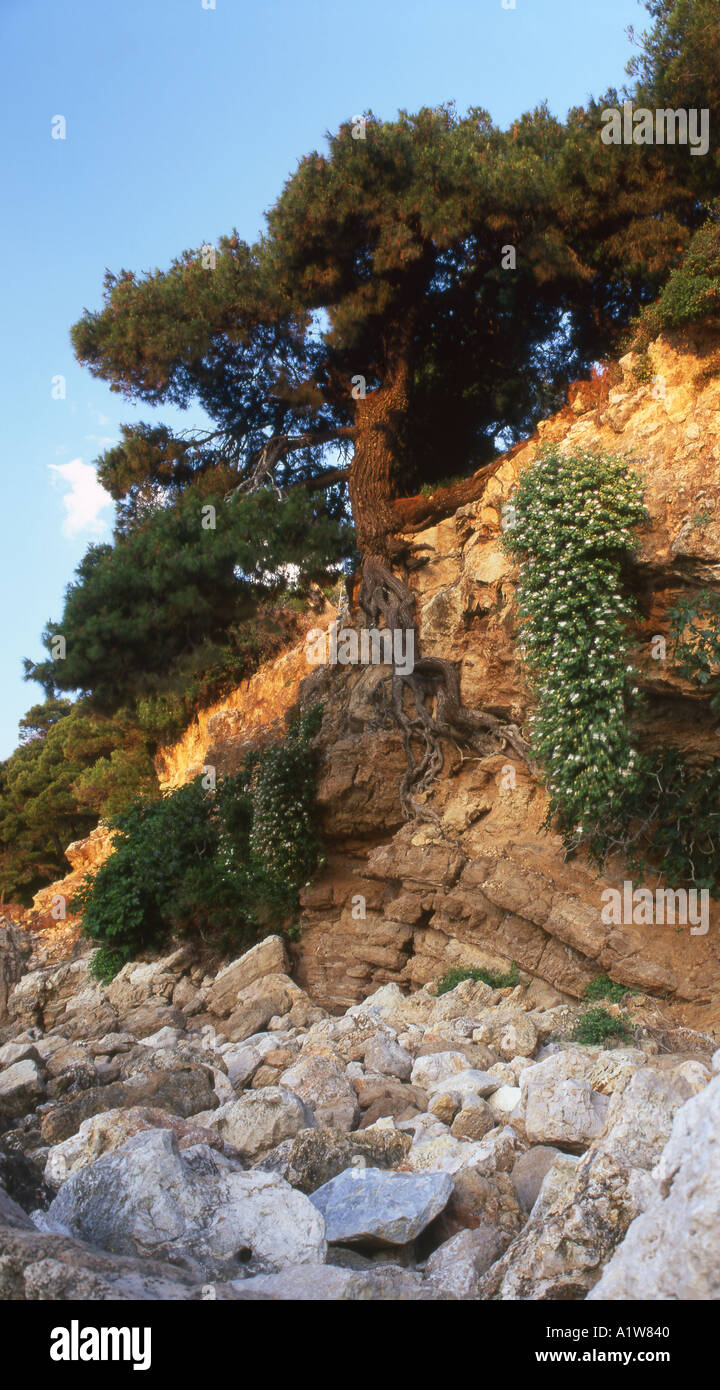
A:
1;923;717;1300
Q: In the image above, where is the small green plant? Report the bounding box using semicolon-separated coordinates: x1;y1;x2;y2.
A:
88;945;128;984
583;974;635;1004
571;1007;632;1045
631;351;655;387
418;474;467;497
436;962;519;995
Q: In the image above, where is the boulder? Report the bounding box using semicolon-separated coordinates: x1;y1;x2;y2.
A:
513;1053;610;1151
495;1144;656;1299
309;1166;453;1247
486;1084;521;1121
450;1101;496;1142
594;1066;707;1171
205;937;290;1017
0;1042;40;1070
354;1076;428;1127
0;1058;45;1120
45;1127;326;1280
410;1051;469;1090
197;1087;314;1160
278;1055;360;1130
497;1016;538;1061
423;1223;509;1296
362;1035;412;1082
425;1068;500;1102
224;974;313;1043
105;950;189;1016
510;1145;567;1211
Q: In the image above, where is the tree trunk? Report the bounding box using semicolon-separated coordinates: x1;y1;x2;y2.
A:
348;347;412;562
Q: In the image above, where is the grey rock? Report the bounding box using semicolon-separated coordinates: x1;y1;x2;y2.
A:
309;1166;453;1247
423;1224;508;1296
510;1145;566;1211
0;1058;45;1119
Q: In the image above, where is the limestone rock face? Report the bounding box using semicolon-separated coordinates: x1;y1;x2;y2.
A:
0;920;31;1025
18;330;720;1026
589;1074;720;1300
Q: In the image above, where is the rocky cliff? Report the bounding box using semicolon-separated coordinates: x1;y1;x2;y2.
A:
23;327;720;1031
148;327;720;1032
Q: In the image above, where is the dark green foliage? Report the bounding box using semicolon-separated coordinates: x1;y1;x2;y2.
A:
75;706;324;979
669;587;720;713
25;486;352;710
624;750;720;895
583;974;635;1004
639;217;720;339
627;0;720;198
435;962;519;995
571;1007;633;1045
0;700;158;904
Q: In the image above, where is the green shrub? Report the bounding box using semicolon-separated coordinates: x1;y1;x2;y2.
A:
583;974;634;1004
669;588;720;715
75;705;324;979
640;217;720;339
436;962;519;995
571;1007;632;1045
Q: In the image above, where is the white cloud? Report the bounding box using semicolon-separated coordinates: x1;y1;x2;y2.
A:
49;458;113;538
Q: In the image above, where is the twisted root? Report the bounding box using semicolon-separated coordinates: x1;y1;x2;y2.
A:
357;554;535;821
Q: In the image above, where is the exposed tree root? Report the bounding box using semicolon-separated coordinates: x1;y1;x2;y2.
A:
355;554;536;821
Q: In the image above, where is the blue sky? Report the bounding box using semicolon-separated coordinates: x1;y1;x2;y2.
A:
0;0;645;758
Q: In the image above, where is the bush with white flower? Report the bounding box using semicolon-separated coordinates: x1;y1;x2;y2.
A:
504;445;646;861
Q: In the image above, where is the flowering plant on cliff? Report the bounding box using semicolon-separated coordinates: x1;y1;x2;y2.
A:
504;445;646;862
